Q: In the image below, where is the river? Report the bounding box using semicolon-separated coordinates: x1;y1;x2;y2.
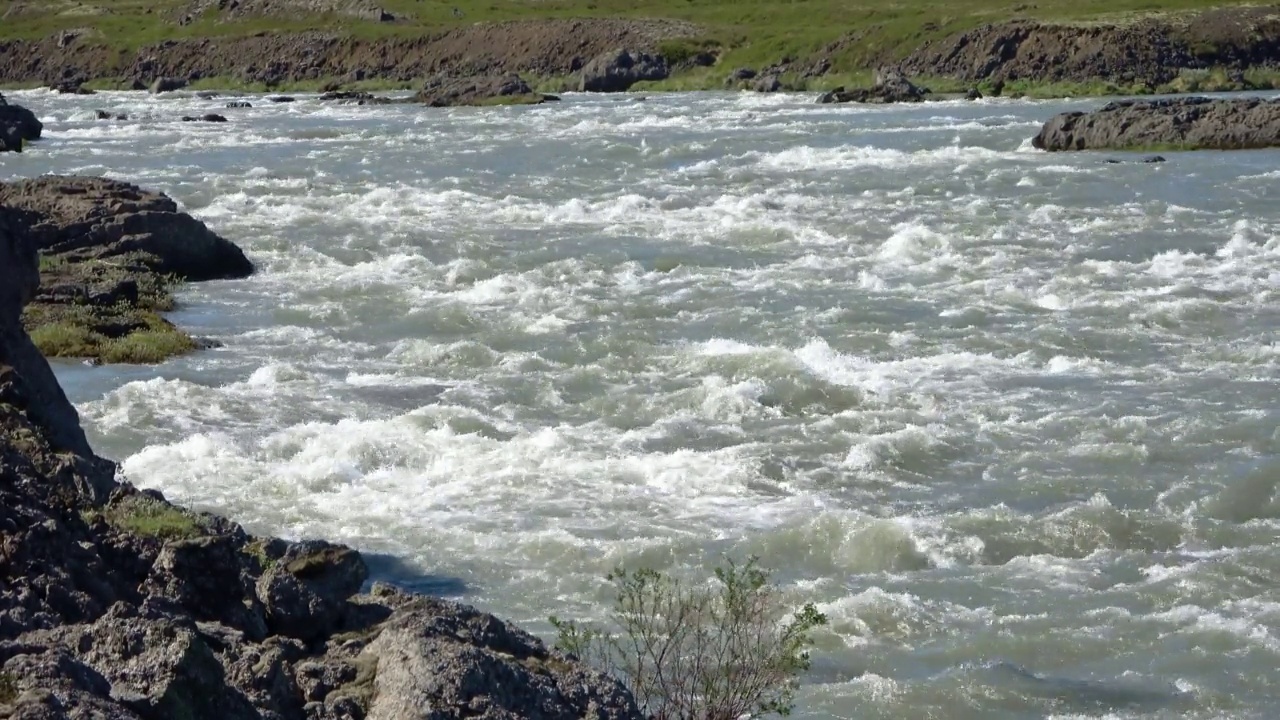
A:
3;87;1278;719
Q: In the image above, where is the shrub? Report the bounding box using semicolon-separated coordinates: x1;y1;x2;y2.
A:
551;557;827;720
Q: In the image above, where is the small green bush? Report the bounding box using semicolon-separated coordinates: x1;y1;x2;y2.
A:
552;557;827;720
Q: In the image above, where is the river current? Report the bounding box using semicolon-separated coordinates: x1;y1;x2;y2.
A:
3;88;1279;719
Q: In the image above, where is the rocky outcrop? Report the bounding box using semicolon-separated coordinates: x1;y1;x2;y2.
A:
149;77;188;94
0;175;254;363
818;71;927;104
1032;97;1280;151
0;203;645;719
0;19;700;89
0;176;252;281
900;7;1280;87
0;94;43;153
413;74;553;107
579;49;668;92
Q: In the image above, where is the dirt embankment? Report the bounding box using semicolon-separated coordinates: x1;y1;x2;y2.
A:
900;7;1280;86
0;18;701;87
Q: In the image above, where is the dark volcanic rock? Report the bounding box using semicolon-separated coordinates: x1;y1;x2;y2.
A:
226;101;253;108
900;8;1280;87
818;69;927;104
182;113;228;122
319;90;394;105
580;48;668;92
256;540;367;641
0;94;43;153
1033;97;1280;151
51;80;94;95
0;196;647;718
0;175;253;281
414;73;550;107
149;76;188;94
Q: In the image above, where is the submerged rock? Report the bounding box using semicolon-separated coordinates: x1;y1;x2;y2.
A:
1033;97;1280;151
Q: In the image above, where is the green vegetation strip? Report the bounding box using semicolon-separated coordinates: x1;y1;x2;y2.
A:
0;0;1267;84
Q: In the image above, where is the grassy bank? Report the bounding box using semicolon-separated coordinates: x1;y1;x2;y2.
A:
0;0;1266;82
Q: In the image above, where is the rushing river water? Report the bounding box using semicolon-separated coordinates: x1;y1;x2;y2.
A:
3;88;1279;719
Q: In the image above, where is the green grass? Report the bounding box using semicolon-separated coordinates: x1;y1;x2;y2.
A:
93;497;207;540
0;0;1265;88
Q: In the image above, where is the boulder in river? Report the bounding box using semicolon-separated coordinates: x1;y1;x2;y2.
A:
0;93;43;153
0;207;647;717
414;73;552;107
1032;97;1280;151
149;76;188;94
818;70;927;104
579;48;669;92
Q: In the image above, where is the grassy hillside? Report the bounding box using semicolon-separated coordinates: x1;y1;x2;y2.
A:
0;0;1264;75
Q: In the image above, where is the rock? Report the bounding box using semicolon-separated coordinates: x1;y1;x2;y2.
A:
1032;97;1280;152
0;97;42;153
141;535;268;640
751;73;785;93
267;95;296;103
225;101;253;108
362;598;644;720
256;540;368;641
51;80;94;95
319;90;394;105
195;90;221;99
0;175;254;281
966;87;984;100
181;113;228;122
149;77;187;93
579;48;668;92
725;67;757;85
95;110;112;120
20;607;261;720
817;71;927;104
414;73;550;107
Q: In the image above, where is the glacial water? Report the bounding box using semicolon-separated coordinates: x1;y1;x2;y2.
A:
3;88;1279;719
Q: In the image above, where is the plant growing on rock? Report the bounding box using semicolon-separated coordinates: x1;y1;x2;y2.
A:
551;557;827;720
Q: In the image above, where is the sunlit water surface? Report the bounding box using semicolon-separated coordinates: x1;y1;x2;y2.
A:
4;88;1279;719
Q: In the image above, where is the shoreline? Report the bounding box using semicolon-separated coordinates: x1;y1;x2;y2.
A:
3;6;1280;99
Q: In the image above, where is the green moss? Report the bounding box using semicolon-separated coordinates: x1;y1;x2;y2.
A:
28;322;103;359
103;497;207;540
25;254;198;364
100;329;197;364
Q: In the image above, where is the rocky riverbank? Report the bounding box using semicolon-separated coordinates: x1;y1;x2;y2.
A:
3;7;1280;95
1032;97;1280;151
0;176;252;365
0;196;644;718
